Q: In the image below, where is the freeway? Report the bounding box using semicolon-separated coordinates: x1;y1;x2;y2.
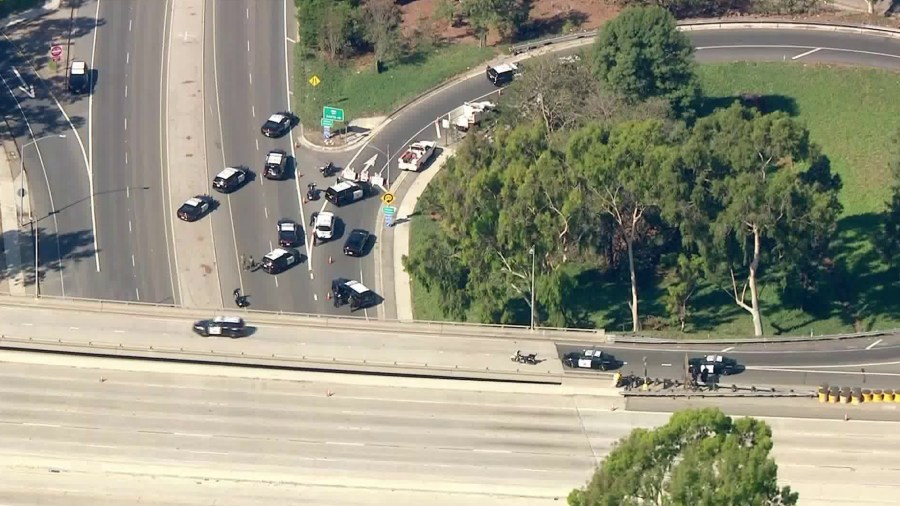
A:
1;297;900;388
0;354;898;505
89;0;175;304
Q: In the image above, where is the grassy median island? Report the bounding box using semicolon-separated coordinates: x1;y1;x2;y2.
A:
410;62;900;337
294;43;496;127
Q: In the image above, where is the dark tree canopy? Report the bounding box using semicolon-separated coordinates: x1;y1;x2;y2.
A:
591;6;699;115
569;408;799;506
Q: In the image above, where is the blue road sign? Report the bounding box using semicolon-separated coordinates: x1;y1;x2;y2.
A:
323;125;331;139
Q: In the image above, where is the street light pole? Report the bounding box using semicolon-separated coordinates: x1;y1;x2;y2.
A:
529;245;536;330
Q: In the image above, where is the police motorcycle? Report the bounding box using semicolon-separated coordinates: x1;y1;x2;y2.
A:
510;350;538;365
307;182;320;201
319;162;338;177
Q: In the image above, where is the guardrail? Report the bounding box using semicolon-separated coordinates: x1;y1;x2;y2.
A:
0;294;606;343
605;328;900;345
508;18;900;55
0;334;565;384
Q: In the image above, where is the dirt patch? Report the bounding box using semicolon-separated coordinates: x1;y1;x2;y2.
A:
398;0;620;47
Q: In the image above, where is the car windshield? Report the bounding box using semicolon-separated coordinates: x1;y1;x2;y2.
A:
317;224;332;232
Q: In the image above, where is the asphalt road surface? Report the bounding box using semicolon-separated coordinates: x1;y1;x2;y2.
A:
1;354;898;506
0;36;98;297
89;0;176;304
3;299;900;388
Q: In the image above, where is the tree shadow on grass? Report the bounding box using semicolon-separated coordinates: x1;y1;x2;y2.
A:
829;213;900;331
696;94;799;118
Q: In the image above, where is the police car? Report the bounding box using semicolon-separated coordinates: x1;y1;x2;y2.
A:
212;166;248;193
263;150;288;180
688;355;739;376
68;60;90;94
276;219;301;247
260;112;293;138
324;181;365;207
331;278;378;311
563;349;617;371
310;211;335;245
261;248;301;274
192;316;246;338
176;195;214;222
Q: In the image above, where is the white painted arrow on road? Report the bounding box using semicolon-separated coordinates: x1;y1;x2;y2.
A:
11;67;35;98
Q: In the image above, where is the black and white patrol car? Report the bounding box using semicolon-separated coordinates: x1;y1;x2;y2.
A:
176;195;214;222
192;316;246;338
260;247;301;274
212;166;249;193
688;355;739;376
68;60;90;94
276;219;301;247
263;150;288;180
563;349;617;371
331;278;378;311
325;181;366;207
260;112;294;138
310;211;335;245
343;229;370;257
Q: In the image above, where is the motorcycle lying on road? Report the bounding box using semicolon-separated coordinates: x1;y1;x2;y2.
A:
319;162;337;177
511;350;538;365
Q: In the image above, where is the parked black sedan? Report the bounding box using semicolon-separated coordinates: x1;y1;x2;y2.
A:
260;112;294;138
343;229;370;256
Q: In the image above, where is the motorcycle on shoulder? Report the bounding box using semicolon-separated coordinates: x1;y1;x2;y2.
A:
510;350;538;365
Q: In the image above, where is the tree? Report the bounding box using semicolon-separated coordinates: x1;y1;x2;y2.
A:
680;104;840;337
569;408;798;506
297;0;329;53
568;120;680;332
462;0;533;47
319;2;354;59
591;6;699;115
876;129;900;276
360;0;403;63
663;253;704;332
433;0;460;28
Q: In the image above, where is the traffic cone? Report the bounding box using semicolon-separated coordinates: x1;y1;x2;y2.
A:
303;197;307;204
326;291;331;300
328;256;333;264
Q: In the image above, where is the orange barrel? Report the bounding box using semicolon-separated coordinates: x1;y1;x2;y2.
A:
873;390;884;402
818;385;829;403
852;388;862;405
863;389;873;402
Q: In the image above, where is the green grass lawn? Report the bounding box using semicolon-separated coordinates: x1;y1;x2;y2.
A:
409;62;900;337
293;43;497;128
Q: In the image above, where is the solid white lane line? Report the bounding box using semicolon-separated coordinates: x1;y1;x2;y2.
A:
361;266;369;321
326;441;364;447
473;449;511;454
159;0;179;303
867;339;884;350
283;0;311;274
131;254;136;267
721;346;735;352
792;47;822;60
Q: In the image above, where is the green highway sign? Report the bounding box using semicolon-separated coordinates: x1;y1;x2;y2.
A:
323;106;344;122
383;206;396;215
320;117;334;127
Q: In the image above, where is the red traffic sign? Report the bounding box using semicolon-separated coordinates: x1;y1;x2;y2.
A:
50;45;63;58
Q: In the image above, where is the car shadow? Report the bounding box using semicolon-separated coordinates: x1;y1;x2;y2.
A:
88;69;99;94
